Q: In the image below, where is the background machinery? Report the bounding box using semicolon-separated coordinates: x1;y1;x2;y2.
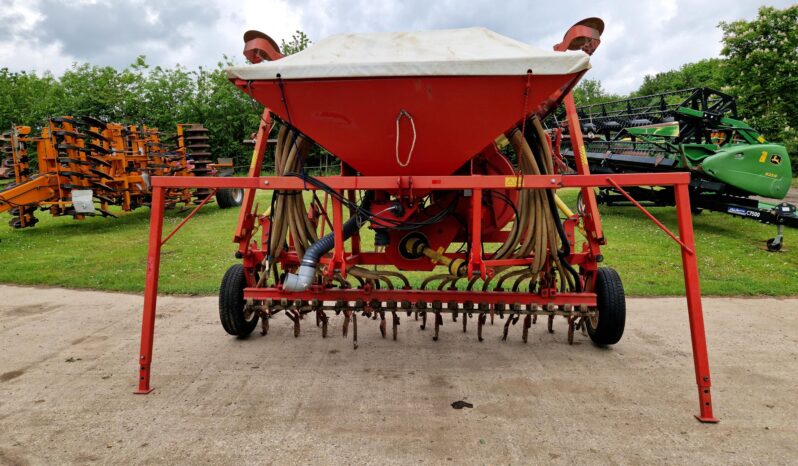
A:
553;88;797;251
0;118;242;229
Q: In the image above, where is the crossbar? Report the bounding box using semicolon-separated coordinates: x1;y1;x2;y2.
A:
606;178;694;254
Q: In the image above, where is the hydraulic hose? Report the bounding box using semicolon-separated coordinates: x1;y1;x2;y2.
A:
283;191;373;291
530;119;580;292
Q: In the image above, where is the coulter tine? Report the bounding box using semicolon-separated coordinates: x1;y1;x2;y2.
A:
567;317;575;345
463;301;474;333
370;299;380;320
522;314;531;343
320;311;329;338
433;312;443;341
502;315;512;341
477;313;487;342
420;311;427;330
343;310;351;338
478;303;490;329
547;314;554;334
401;301;411;317
261;315;270;336
379;311;387;338
288;310;301;338
392;311;400;341
496;302;505;320
353;312;358;350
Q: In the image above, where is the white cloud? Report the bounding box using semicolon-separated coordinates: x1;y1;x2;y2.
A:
0;0;794;94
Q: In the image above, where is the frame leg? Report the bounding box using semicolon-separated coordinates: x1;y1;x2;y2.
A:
135;187;166;394
562;93;604;244
674;184;718;423
468;188;483;278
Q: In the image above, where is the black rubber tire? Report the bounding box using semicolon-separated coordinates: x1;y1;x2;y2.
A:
766;238;783;252
587;267;626;346
216;188;243;209
219;264;258;336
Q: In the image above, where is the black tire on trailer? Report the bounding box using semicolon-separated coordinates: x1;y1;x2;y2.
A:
216;188;243;209
219;264;259;337
586;267;626;346
766;238;783;252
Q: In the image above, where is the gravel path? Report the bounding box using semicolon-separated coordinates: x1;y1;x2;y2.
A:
1;285;797;465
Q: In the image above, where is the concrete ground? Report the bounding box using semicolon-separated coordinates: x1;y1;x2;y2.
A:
1;285;797;465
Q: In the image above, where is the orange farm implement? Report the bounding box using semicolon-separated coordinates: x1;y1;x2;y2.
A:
0;118;242;228
134;19;719;423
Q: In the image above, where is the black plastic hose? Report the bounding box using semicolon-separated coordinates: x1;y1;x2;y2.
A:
302;191;373;267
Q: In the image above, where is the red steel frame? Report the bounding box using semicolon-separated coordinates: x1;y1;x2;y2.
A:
134;153;718;423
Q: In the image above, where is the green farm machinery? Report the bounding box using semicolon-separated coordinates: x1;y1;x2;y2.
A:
554;87;796;251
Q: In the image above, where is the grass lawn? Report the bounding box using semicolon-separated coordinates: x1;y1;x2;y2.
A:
1;189;797;296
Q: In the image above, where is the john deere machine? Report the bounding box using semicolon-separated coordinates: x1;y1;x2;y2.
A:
555;87;796;251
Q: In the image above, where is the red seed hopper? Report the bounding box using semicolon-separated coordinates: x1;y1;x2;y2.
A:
227;27;590;176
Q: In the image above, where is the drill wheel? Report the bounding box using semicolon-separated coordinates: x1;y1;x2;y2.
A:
219;264;259;337
586;267;626;346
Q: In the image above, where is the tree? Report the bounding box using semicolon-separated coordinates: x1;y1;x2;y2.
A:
720;5;798;172
0;69;63;129
634;58;726;97
280;31;311;56
572;79;620;106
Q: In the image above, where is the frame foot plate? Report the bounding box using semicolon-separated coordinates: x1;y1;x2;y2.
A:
695;414;719;423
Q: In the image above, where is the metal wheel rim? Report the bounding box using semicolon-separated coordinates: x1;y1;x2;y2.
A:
243;304;257;322
233;189;244;204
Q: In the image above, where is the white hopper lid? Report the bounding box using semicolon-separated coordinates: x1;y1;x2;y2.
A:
227;27;590;80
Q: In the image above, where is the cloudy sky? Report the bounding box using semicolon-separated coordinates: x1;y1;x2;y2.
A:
0;0;792;93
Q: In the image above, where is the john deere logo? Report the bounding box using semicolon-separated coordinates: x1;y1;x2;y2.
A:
770;154;782;165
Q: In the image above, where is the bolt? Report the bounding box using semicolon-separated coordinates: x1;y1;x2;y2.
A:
550;178;557;184
263;180;270;185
